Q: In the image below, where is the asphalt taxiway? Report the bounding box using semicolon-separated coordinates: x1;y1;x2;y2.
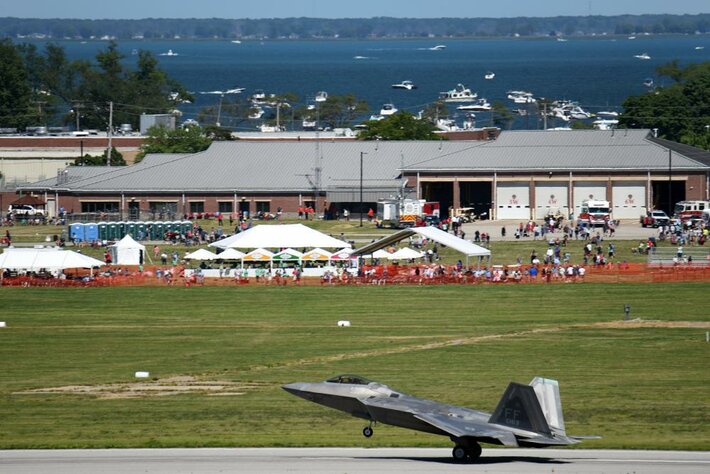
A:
2;448;709;473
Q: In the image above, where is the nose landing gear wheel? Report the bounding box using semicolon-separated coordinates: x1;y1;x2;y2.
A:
363;426;373;438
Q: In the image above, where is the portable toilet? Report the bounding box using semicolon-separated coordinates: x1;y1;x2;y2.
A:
108;222;119;240
69;223;85;242
116;221;126;239
125;222;137;237
144;221;155;240
136;221;147;240
154;222;165;240
98;222;108;241
85;223;99;243
181;221;193;234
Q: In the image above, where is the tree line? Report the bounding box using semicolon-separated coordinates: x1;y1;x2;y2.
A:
1;14;709;40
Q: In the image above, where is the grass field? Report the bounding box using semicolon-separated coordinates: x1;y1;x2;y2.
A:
0;283;708;450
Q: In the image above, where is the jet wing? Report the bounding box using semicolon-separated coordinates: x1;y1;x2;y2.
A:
413;413;519;447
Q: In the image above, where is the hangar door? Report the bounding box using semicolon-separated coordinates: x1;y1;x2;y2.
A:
496;182;530;220
612;181;646;218
573;182;607;215
534;183;569;219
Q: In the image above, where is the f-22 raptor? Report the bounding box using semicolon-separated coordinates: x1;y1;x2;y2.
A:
283;375;598;462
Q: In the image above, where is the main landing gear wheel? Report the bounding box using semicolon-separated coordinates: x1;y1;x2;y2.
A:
363;426;373;438
452;445;468;462
468;442;482;460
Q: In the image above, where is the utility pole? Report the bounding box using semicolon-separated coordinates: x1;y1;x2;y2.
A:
360;151;367;227
107;101;114;167
216;94;223;127
543;102;548;131
668;147;673;215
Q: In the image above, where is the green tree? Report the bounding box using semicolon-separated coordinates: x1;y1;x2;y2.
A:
491;101;514;130
620;61;710;149
318;94;369;129
359;112;440;140
135;125;212;162
0;39;34;129
73;147;126;166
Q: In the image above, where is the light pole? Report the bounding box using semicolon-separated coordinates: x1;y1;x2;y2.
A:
360;151;367;227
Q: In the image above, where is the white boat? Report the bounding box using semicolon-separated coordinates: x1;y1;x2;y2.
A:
556;37;568;42
593;119;619;131
259;124;285;133
302;118;317;130
231;40;242;44
457;98;491;111
380;104;398;116
248;106;265;120
634;53;651;60
695;46;705;50
435;118;458;132
353;56;370;60
225;88;245;94
429;45;446;51
159;49;178;57
315;91;328;102
628;36;637;40
597;111;619;118
392;80;417;90
507;91;536;104
484;72;495;80
549;100;591;121
440;84;478;102
643;78;654;88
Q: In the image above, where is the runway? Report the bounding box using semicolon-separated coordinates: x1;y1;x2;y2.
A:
2;448;709;473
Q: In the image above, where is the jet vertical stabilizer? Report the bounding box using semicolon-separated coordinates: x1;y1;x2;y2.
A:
530;377;566;435
488;382;551;435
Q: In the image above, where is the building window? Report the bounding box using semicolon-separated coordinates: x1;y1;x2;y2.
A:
149;202;178;219
256;201;271;213
81;201;119;213
218;201;233;213
190;202;205;213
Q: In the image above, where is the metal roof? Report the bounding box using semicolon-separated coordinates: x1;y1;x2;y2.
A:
19;130;709;194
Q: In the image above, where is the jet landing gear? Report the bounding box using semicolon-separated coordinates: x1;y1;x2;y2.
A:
452;442;482;463
363;421;375;438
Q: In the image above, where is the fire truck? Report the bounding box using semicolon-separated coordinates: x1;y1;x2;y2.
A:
577;199;611;226
673;201;710;222
376;199;439;228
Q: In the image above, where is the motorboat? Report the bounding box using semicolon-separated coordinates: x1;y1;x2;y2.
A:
456;98;491;111
695;46;705;50
593;119;619;131
507;91;536;104
231;40;242;44
392;80;417;90
225;87;246;94
556;37;568;42
380;103;398;116
643;78;654;88
259;124;285;133
440;84;478;102
302;118;317;130
159;49;178;57
634;53;651;60
484;72;495;80
429;45;446;51
596;111;619;118
248;106;265;120
549;100;592;121
628;36;637;40
315;91;328;102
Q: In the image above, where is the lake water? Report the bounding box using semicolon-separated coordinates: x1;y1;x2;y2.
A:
29;36;710;130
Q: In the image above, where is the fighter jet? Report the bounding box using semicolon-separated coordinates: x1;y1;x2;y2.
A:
283;374;598;462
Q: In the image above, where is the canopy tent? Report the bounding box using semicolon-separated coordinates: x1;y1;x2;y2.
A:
330;249;355;261
301;248;333;261
216;248;246;260
273;248;304;261
243;248;275;262
109;235;146;265
210;224;351;250
364;249;394;259
184;248;219;261
388;247;424;260
0;248;104;272
352;226;491;264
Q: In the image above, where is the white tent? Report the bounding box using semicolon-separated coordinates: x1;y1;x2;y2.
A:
0;248;105;272
109;235;146;266
184;248;219;261
388;247;424;260
210;224;351;250
216;248;246;260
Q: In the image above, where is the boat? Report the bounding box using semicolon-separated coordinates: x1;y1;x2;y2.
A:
507;91;536;104
484;72;495;80
643;78;654;88
556;37;568;42
634;53;651;60
429;45;446;51
695;46;705;50
259;124;285;133
456;98;492;111
593;119;619;131
231;40;242;44
596;111;619;118
628;36;637;40
302;118;317;130
131;49;138;56
548;100;592;121
353;56;370;60
315;91;328;102
225;87;246;94
159;49;178;57
248;106;265;120
440;84;478;102
392;80;417;90
380;104;398;116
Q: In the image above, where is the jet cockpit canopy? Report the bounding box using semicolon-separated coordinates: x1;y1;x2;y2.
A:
326;375;373;385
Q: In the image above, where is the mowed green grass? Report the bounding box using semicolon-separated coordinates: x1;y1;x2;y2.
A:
0;283;708;449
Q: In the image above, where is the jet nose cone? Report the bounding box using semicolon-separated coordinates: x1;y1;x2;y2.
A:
282;382;309;396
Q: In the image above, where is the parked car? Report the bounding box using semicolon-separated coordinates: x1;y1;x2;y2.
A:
640;210;670;228
8;204;46;217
